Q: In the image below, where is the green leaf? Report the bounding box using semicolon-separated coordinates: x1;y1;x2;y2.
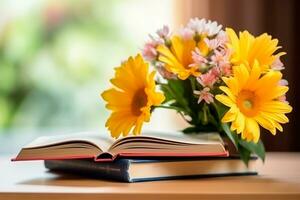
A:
212;101;228;120
160;79;191;114
155;105;186;113
238;145;252;166
182;126;198;133
221;123;266;164
159;83;174;103
238;139;265;162
182;124;219;133
221;123;238;149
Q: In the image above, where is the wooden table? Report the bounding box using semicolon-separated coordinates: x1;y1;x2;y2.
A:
0;152;300;200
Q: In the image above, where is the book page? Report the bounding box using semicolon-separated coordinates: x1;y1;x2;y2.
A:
24;132;114;151
122;131;224;145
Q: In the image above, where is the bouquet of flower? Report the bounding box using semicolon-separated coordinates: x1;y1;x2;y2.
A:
101;18;292;164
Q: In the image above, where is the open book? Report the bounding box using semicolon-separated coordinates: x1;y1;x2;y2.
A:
13;131;228;162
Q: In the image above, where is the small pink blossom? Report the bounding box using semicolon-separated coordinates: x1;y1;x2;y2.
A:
278;79;289;103
278;95;290;105
271;57;284;70
278;95;287;102
156;25;170;39
142;35;164;61
219;63;232;76
211;49;230;65
204;38;221;50
279;79;289;86
142;41;158;61
204;31;228;50
215;30;228;45
210;48;232;76
192;48;208;65
194;87;214;104
179;27;194;40
197;67;220;87
210;67;221;77
156;64;177;79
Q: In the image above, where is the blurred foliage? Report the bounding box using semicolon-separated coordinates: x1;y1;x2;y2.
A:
0;0;135;130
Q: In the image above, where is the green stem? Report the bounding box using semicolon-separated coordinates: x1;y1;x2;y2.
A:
154;105;182;110
189;77;196;92
166;84;192;114
211;102;221;120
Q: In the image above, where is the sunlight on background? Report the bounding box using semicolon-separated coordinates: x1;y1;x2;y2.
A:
0;0;187;153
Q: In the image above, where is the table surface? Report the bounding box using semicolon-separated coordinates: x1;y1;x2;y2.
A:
0;152;300;200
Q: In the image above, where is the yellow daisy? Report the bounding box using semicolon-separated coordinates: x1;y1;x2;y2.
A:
101;54;165;138
216;61;292;143
226;28;286;72
157;35;208;80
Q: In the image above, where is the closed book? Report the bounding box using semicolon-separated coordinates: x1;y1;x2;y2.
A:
44;157;257;182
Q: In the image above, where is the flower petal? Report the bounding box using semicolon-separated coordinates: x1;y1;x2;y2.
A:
215;94;235;107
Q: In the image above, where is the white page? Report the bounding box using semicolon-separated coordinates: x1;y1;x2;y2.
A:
24;132;113;151
118;131;223;145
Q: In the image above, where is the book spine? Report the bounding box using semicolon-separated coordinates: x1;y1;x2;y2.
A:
44;159;131;182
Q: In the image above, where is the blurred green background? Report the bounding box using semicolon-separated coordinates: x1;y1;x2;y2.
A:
0;0;173;133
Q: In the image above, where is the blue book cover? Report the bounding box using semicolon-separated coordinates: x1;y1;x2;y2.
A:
44;157;257;182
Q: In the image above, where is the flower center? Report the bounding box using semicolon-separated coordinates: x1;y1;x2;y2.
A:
131;88;148;116
243;100;253;109
236;90;260;117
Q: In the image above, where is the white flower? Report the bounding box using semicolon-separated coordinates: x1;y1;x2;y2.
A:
187;18;222;36
205;20;222;36
187;18;206;33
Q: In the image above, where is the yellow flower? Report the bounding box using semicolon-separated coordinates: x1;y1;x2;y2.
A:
216;61;292;143
101;54;165;138
226;28;286;72
157;35;208;80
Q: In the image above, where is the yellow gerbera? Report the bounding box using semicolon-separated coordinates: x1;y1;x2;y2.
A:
216;61;292;143
157;35;208;80
226;28;286;72
101;54;165;138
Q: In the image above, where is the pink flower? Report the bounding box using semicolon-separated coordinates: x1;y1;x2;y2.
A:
142;35;164;61
204;31;228;50
219;63;232;76
156;25;170;39
215;30;228;45
192;48;207;65
197;67;220;87
210;48;232;76
204;38;221;50
142;41;158;61
156;64;177;79
278;79;289;103
278;95;287;103
211;49;230;65
271;57;284;70
194;87;214;104
179;27;194;40
279;79;288;86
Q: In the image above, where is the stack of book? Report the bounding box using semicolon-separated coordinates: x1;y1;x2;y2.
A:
13;132;257;182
